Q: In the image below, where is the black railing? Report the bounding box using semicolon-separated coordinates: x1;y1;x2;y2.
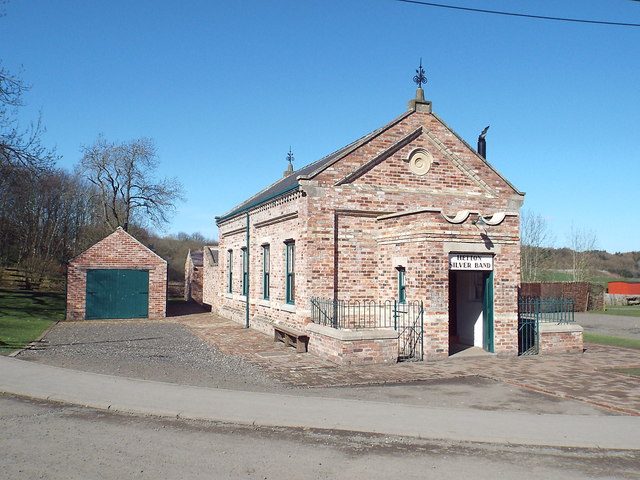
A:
518;297;575;324
310;297;424;361
310;298;422;330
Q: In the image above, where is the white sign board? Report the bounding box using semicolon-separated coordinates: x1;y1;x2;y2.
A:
449;254;493;271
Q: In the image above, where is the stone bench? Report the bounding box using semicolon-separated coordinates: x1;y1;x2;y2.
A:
274;325;308;353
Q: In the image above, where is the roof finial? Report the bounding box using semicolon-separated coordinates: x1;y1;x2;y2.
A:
283;147;295;177
286;147;295;168
413;58;427;89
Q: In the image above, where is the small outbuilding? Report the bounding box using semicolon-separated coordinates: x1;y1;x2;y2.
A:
66;227;167;321
184;249;204;304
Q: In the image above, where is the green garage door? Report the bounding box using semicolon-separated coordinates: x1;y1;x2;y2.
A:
86;269;149;319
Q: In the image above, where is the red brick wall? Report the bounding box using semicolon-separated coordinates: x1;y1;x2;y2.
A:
213;193;307;331
307;325;399;365
202;247;219;308
184;253;203;304
539;324;584;355
520;282;603;312
374;212;520;357
66;227;167;321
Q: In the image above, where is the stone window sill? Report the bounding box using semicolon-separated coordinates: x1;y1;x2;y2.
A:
279;303;296;313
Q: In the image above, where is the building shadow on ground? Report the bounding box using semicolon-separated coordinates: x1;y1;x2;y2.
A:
166;300;210;317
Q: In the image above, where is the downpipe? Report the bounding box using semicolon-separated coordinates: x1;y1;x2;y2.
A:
245;212;250;329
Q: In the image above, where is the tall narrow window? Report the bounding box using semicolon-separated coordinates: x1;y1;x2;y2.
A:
227;250;233;293
285;241;295;305
262;244;270;300
241;248;248;296
397;267;406;303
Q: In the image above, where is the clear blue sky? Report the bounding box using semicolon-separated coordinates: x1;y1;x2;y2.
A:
2;1;639;252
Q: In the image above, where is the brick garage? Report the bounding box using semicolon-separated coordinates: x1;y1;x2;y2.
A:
66;227;167;321
205;86;527;364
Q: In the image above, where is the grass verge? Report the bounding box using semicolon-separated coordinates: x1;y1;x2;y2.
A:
597;306;640;318
583;333;640;350
0;289;64;355
613;367;640;377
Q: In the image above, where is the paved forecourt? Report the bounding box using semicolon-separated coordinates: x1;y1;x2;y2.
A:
179;312;640;415
1;355;640;450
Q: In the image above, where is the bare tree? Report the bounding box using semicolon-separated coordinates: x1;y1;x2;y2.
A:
78;136;183;232
520;209;554;282
0;166;99;282
568;225;598;282
0;62;57;171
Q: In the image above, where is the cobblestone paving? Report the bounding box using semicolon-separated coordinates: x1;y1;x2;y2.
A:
177;312;640;415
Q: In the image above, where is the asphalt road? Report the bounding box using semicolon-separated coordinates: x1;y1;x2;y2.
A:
576;312;640;340
3;356;638;449
2;395;638;480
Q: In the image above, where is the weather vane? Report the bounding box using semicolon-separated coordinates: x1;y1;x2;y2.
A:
286;147;295;168
413;58;427;88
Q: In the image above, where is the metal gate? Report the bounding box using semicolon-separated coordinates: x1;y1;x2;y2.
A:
518;312;538;355
394;301;424;361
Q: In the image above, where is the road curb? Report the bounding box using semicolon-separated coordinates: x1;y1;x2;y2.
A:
2;356;640;451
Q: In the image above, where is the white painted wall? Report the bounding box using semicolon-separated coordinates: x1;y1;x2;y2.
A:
455;271;484;347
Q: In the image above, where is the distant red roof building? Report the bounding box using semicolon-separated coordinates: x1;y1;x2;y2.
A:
608;282;640;295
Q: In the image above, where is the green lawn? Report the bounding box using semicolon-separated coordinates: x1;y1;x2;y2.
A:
0;289;65;355
598;306;640;318
585;305;640;318
537;271;640;290
583;333;640;350
614;367;640;377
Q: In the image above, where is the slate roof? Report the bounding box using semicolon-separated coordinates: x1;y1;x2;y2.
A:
216;111;412;223
189;249;203;267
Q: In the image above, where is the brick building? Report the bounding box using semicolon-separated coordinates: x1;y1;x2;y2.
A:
184;249;204;304
66;227;167;321
201;246;219;308
205;87;526;364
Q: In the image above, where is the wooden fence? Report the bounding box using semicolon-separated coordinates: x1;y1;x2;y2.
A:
0;267;65;292
519;282;605;312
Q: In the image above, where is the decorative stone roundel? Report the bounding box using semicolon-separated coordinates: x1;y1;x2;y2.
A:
408;149;433;176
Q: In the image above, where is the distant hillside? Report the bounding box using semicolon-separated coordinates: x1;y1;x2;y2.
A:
147;234;218;282
530;247;640;283
126;230;217;282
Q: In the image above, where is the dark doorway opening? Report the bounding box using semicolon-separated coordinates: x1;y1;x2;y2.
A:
448;270;494;355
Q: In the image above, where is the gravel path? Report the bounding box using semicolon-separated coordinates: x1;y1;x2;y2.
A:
17;320;283;392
